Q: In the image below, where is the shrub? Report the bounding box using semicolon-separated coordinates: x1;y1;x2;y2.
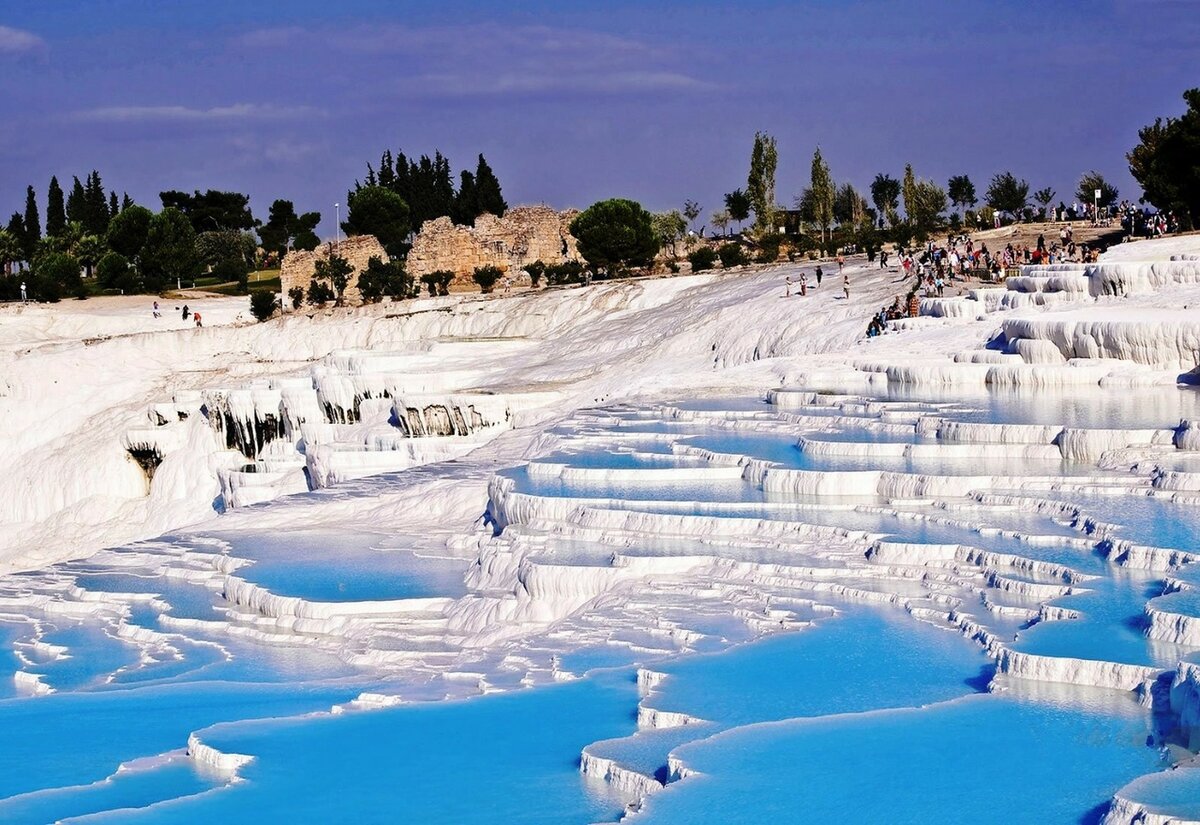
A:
667;260;680;274
717;243;748;269
306;280;334;306
249;290;277;322
421;269;455;297
524;260;546;287
755;234;782;263
288;285;305;309
473;264;504;294
688;247;718;272
545;260;585;286
358;256;413;303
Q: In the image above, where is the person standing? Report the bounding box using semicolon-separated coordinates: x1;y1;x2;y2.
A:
182;304;190;321
816;266;823;287
152;300;161;318
785;275;792;297
194;311;202;328
20;281;27;303
836;254;845;272
843;273;850;300
799;273;808;296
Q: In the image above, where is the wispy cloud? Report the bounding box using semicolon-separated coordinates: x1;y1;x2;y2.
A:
233;22;717;98
0;25;45;54
72;103;322;123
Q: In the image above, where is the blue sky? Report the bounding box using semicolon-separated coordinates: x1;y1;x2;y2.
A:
1;1;1197;236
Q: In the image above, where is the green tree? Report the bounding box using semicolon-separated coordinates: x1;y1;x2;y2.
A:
83;171;109;235
1129;88;1200;228
341;186;410;257
22;185;41;260
1032;187;1056;219
159;189;257;232
474;154;506;218
66;177;87;228
34;251;81;294
985;172;1030;219
46;176;67;238
106;205;153;259
909;180;948;240
710;209;732;236
808;147;835;244
472;264;504;294
249;290;278;322
683;199;702;231
358;256;413;302
902;164;917;226
724;190;751;231
258;199;320;255
747;131;778;233
833;184;869;228
75;235;106;279
870;174;901;227
96;251;132;290
569;198;659;277
1075;172;1118;210
452;170;478;225
141;207;201;291
947;175;977;212
651;210;687;257
313;254;354;305
0;228;20;276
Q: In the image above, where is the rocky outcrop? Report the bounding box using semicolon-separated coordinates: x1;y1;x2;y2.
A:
407;206;580;289
279;236;388;308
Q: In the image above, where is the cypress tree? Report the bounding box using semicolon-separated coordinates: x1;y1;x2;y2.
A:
67;176;86;226
7;212;26;263
46;176;67;238
109;191;119;218
474;154;506;218
121;193;134;212
453;170;478;225
84;171;109;235
22;185;41;258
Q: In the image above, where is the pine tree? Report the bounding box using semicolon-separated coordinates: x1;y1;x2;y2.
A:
46;176;67;238
22;185;41;259
109;191;119;218
121;193;134;212
474;154;506;218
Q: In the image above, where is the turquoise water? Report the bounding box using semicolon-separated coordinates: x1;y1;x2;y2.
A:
4;386;1200;822
94;672;639;824
639;691;1164;824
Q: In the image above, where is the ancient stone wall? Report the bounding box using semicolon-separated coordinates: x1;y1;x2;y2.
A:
407;206;581;289
279;236;387;308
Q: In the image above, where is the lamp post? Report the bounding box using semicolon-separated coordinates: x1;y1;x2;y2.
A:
1094;188;1101;226
334;203;340;252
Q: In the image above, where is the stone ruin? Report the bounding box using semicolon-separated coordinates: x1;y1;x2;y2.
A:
279;235;388;309
407;205;582;289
